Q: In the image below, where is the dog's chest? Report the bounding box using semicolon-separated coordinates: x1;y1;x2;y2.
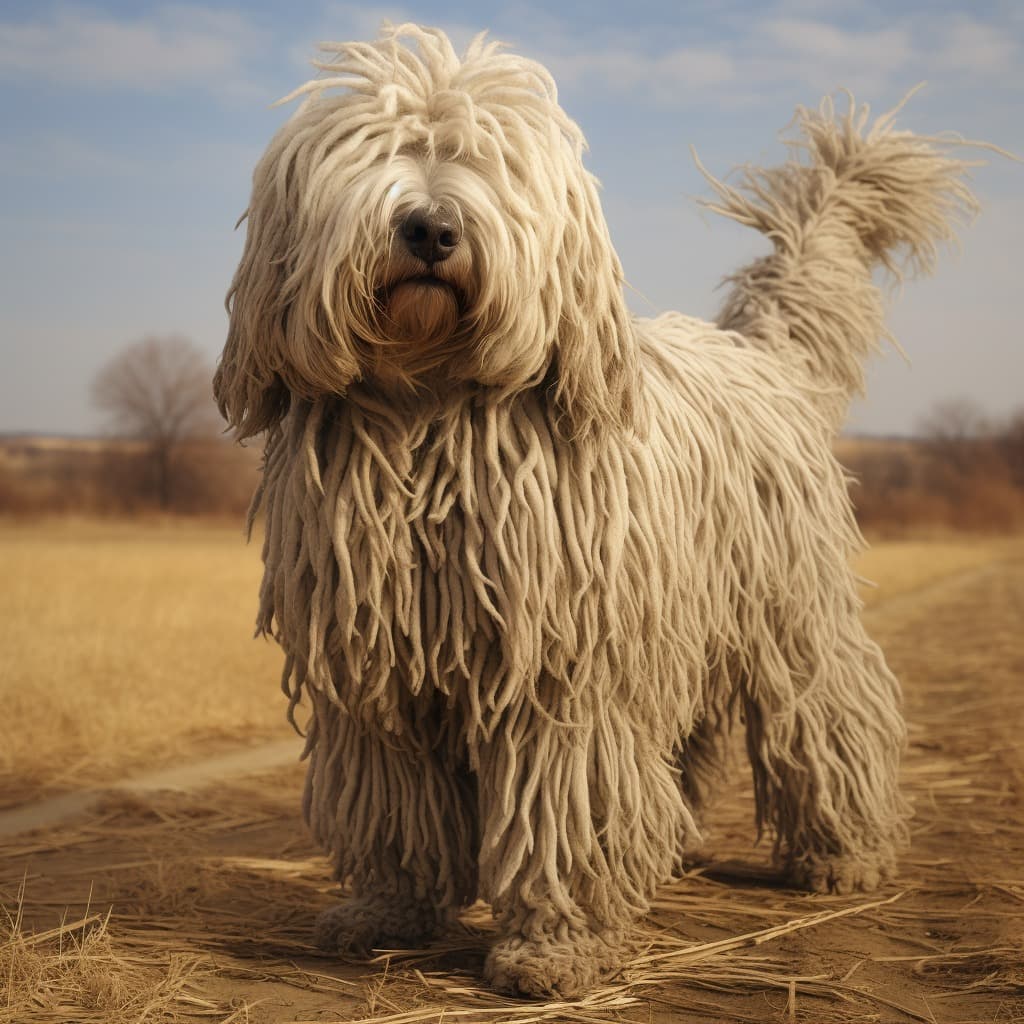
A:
261;394;713;738
263;397;577;725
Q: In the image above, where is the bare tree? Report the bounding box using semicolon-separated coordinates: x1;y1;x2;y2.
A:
93;335;219;510
994;408;1024;488
917;397;993;477
917;397;989;445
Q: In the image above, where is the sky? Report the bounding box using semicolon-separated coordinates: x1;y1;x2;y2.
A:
1;0;1021;438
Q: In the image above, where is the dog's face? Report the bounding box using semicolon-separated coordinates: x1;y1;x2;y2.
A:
215;25;641;439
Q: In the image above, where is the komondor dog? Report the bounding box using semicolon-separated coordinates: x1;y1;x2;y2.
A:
215;25;977;996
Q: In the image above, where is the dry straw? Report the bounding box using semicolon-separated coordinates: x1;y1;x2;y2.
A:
1;880;224;1024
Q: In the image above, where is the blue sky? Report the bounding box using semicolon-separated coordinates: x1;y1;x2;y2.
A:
1;0;1020;436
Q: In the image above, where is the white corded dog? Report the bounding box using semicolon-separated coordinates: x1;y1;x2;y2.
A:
216;25;976;996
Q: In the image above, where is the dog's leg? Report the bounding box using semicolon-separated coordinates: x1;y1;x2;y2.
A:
741;613;908;894
476;691;692;997
307;693;477;953
676;672;737;844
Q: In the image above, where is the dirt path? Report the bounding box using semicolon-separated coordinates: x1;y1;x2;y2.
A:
0;739;303;839
3;554;1022;1023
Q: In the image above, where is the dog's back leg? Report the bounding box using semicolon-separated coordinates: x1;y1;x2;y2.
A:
307;691;479;952
739;605;908;893
676;670;737;845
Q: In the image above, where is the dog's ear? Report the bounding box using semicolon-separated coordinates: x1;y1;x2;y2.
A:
549;175;646;439
214;131;361;440
213;215;292;440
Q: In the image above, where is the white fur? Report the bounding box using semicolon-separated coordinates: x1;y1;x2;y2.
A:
216;25;977;997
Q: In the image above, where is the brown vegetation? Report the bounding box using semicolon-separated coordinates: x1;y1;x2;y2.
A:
1;889;223;1024
0;434;259;518
837;406;1024;534
4;427;1024;532
0;335;259;519
5;398;1023;532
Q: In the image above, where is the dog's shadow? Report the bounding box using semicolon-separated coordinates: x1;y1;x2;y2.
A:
188;866;493;983
684;857;791;890
197;856;795;991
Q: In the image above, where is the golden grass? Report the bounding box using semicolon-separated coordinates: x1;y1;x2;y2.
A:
851;534;1024;608
3;518;1021;807
0;519;289;804
1;882;234;1024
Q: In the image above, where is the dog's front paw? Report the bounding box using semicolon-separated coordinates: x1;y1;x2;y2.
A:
789;846;896;895
314;894;439;954
484;929;621;998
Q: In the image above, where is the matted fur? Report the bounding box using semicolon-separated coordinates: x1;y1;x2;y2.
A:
217;25;978;997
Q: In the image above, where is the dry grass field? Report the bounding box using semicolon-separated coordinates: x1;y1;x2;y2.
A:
0;519;290;806
1;520;1022;1022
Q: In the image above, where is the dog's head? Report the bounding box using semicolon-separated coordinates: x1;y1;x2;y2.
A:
215;24;641;439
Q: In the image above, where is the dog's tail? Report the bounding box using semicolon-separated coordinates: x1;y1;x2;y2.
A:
705;92;979;433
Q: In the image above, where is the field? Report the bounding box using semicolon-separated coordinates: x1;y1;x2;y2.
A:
1;520;1022;1022
0;520;290;806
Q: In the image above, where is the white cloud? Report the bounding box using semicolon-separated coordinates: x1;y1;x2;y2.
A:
753;12;1019;93
0;4;266;95
742;16;915;99
931;14;1017;75
760;17;912;65
512;6;1020;111
549;45;735;102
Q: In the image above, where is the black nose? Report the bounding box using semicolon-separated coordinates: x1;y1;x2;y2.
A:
401;207;461;263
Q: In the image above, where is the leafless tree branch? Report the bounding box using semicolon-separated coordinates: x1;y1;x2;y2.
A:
92;335;218;509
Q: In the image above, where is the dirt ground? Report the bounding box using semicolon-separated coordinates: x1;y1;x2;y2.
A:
2;544;1022;1023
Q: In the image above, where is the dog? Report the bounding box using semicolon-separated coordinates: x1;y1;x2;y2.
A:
215;25;976;996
